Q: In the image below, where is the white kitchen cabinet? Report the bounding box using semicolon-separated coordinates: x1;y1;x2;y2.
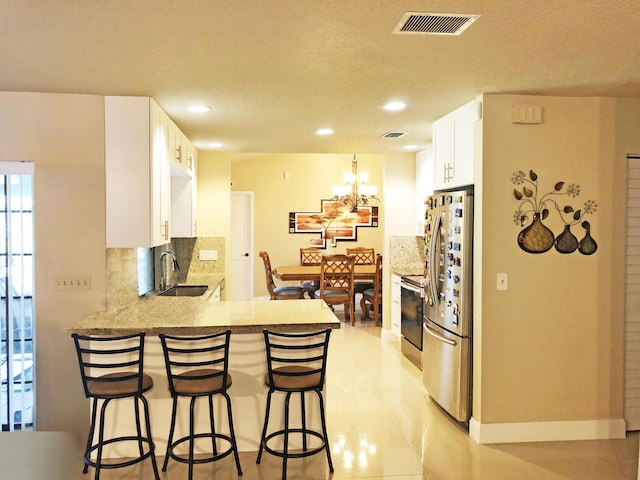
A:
171;128;196;176
433;99;477;190
391;274;401;339
106;96;172;247
171;153;198;238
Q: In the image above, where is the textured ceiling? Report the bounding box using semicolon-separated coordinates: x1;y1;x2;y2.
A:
1;0;639;154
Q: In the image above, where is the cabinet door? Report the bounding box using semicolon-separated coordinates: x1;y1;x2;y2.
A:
151;102;171;245
106;96;154;248
432;100;477;190
433;118;454;191
391;275;402;339
452;101;476;187
170;139;198;238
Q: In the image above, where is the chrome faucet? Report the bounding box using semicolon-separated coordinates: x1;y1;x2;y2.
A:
159;251;180;291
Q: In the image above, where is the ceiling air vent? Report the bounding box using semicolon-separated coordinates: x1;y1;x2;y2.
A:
393;12;480;36
382;132;407;138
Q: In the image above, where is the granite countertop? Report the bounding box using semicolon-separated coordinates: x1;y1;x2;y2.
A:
392;266;425;277
68;297;341;336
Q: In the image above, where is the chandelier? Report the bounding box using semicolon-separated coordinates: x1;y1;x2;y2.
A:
331;154;379;212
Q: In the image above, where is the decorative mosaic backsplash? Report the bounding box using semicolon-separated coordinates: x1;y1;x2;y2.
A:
389;235;425;275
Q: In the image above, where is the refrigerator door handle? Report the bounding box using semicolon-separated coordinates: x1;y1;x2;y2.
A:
428;214;441;306
423;322;457;346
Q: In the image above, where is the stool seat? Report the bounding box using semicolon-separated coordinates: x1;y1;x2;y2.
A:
86;372;154;397
173;368;232;394
265;366;322;390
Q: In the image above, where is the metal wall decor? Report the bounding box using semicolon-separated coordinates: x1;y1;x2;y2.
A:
289;200;378;248
511;170;598;255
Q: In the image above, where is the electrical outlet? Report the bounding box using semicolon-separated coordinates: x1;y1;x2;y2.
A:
54;275;91;291
199;249;218;261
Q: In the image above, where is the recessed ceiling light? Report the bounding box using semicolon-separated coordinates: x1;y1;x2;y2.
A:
403;144;419;150
188;105;211;113
383;101;407;112
209;142;223;148
316;128;334;136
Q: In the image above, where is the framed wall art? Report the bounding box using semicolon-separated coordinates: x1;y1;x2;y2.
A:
289;200;379;248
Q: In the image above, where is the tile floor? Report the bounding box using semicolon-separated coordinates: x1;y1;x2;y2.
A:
65;309;639;480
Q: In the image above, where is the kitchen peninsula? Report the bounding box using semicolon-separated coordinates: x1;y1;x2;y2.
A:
68;292;341;455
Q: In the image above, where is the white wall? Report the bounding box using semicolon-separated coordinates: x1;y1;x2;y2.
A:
0;92;106;441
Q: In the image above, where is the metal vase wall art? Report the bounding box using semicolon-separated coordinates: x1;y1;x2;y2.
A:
512;170;598;255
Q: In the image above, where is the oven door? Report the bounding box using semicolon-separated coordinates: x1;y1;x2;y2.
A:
400;280;423;351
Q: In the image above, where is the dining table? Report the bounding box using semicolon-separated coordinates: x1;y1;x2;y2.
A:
273;264;377;281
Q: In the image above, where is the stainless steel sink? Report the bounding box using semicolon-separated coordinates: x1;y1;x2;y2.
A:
158;285;208;297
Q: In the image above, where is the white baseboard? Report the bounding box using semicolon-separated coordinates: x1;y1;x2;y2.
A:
469;417;626;444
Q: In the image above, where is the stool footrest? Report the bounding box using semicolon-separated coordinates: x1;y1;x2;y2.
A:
84;436;155;470
166;433;236;466
261;428;327;460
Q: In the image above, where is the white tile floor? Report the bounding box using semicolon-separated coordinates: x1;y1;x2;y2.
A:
65;308;639;480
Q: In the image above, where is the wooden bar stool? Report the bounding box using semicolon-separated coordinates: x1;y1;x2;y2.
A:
71;332;160;480
159;331;242;480
256;329;333;480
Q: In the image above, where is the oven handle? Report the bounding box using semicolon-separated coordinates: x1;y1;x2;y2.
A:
423;322;457;346
400;280;423;294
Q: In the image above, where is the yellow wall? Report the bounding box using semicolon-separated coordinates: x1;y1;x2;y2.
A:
0;92;106;440
476;94;627;424
230;153;385;297
197;150;232;299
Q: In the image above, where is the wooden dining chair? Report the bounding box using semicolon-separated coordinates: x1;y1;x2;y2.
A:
300;247;323;298
346;247;375;265
360;254;383;326
316;254;355;325
346;247;375;306
259;251;305;300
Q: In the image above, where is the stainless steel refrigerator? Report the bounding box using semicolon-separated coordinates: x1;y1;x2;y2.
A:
422;187;473;422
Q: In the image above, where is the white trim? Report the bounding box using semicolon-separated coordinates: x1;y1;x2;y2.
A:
469;417;626;444
0;161;34;175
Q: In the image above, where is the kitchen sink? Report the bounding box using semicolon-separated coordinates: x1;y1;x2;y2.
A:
158;285;209;297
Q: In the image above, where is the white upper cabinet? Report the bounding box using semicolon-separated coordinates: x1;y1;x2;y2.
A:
171;149;198;238
106;96;198;247
433;100;478;191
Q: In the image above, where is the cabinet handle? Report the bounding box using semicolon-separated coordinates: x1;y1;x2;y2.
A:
162;220;169;240
187;154;193;169
176;144;182;162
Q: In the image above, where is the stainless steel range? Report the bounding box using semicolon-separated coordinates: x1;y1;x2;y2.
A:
400;274;425;370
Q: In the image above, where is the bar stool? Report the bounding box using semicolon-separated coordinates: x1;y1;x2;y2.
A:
71;332;160;480
256;329;333;480
159;331;242;479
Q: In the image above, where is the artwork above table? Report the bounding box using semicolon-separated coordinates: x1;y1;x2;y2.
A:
289;200;378;248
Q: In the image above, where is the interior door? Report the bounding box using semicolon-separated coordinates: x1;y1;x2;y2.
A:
231;192;254;300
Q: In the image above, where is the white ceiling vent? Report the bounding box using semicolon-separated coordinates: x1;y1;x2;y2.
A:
393;12;480;36
382;132;407;138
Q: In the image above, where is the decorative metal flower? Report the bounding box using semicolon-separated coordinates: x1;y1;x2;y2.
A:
512;170;597;228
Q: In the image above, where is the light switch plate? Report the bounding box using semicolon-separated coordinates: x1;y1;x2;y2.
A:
54;275;91;291
497;273;508;291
